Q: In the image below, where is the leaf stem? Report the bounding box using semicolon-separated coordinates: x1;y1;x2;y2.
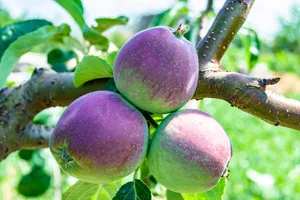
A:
133;167;139;181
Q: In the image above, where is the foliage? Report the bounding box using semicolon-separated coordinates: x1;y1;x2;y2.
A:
33;107;67;126
272;5;300;53
18;165;51;197
73;55;113;87
0;19;52;61
63;179;126;200
19;150;35;161
113;179;152;200
0;24;71;88
0;149;70;199
260;51;300;74
222;5;300;75
182;178;226;200
150;1;189;28
239;28;260;71
0;9;21;27
93;16;129;33
54;0;85;29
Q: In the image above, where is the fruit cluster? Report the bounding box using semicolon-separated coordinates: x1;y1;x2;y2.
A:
50;26;232;194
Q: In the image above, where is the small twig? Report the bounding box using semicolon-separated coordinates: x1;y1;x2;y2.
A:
133;167;140;180
196;0;255;68
257;77;281;89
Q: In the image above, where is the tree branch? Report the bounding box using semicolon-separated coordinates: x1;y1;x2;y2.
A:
197;0;255;68
193;69;300;130
0;68;108;161
20;123;54;149
197;0;215;43
206;0;214;12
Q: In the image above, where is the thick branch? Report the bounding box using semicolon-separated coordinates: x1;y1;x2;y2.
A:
27;68;108;109
1;69;299;161
197;0;255;68
0;69;107;160
193;69;300;130
21;123;54;149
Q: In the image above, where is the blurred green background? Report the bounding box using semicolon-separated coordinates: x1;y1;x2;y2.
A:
0;0;299;199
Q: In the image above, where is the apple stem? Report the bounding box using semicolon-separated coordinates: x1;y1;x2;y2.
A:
173;23;188;37
133;167;139;180
141;111;159;128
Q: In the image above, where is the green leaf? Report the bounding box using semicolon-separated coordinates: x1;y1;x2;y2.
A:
139;159;151;180
62;36;87;53
33;107;66;126
0;19;52;61
167;190;184;200
18;165;51;197
18;150;35;161
54;0;111;51
104;78;118;92
47;48;77;72
54;0;111;50
51;63;69;72
149;114;163;138
165;2;189;27
182;178;226;200
74;0;84;13
101;51;118;67
106;51;118;67
73;55;113;87
55;0;85;29
28;35;82;55
151;114;164;123
0;24;71;88
151;2;189;27
47;48;77;65
240;28;260;71
113;179;151;200
63;179;124;200
83;25;109;50
150;9;171;27
93;16;128;33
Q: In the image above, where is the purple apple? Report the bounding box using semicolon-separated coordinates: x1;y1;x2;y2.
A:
113;26;199;114
148;109;232;193
49;91;149;184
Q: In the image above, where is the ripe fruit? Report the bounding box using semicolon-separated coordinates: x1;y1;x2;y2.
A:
49;91;149;184
113;26;199;114
148;109;232;193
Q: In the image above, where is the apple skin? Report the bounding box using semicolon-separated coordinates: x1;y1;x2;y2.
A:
113;26;199;114
148;109;232;193
49;91;149;184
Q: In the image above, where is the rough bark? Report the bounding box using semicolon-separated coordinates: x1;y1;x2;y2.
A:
194;69;300;130
197;0;254;68
0;69;108;160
